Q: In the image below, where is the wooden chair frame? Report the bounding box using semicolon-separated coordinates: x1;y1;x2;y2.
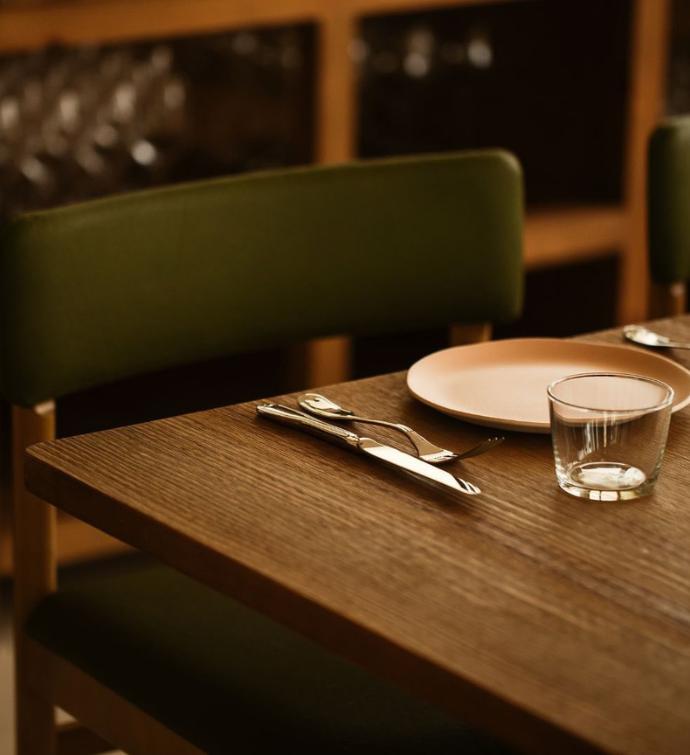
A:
6;146;519;754
13;402;207;755
11;322;491;754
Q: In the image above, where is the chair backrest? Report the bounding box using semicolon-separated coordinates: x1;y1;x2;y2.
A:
0;150;523;408
648;116;690;314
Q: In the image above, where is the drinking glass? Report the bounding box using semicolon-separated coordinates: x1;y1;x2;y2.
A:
548;372;673;501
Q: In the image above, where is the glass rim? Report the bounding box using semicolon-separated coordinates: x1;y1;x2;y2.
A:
547;371;675;413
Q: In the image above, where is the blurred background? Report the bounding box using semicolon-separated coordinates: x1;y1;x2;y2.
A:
0;1;634;217
0;0;686;417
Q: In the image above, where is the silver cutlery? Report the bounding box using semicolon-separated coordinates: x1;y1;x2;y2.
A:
297;393;503;465
623;324;690;350
257;403;481;496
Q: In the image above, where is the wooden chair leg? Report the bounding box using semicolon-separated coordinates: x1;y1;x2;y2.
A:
289;336;353;390
13;402;58;755
649;281;687;319
16;688;56;755
291;325;492;391
449;322;492;345
1;395;12;577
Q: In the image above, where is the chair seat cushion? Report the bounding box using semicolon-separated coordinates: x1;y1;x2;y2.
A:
26;562;513;754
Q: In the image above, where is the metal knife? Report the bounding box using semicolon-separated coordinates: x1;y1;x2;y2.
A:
256;403;480;496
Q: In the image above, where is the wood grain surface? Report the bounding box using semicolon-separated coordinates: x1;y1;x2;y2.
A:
25;316;690;755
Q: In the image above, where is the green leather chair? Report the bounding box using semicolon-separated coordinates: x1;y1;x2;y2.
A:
648;115;690;316
1;151;523;755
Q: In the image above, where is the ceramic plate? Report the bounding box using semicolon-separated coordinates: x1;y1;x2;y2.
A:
406;338;690;433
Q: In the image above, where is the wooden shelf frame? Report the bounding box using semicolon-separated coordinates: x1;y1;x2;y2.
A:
0;0;522;54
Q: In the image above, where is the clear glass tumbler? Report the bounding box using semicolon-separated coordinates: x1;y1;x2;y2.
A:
547;372;674;501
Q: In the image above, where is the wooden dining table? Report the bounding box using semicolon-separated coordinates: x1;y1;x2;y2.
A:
24;316;690;755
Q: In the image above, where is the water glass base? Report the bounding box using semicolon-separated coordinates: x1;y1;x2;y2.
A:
558;461;653;501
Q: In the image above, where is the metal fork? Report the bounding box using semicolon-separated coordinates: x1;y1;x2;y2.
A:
297;393;503;464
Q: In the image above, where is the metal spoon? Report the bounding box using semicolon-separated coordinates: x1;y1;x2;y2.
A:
623;324;690;350
297;393;503;465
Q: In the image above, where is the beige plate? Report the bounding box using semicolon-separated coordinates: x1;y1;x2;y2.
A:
406;338;690;433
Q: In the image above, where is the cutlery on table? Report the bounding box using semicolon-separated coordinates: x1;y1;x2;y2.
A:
297;393;503;464
257;403;480;496
624;324;690;350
